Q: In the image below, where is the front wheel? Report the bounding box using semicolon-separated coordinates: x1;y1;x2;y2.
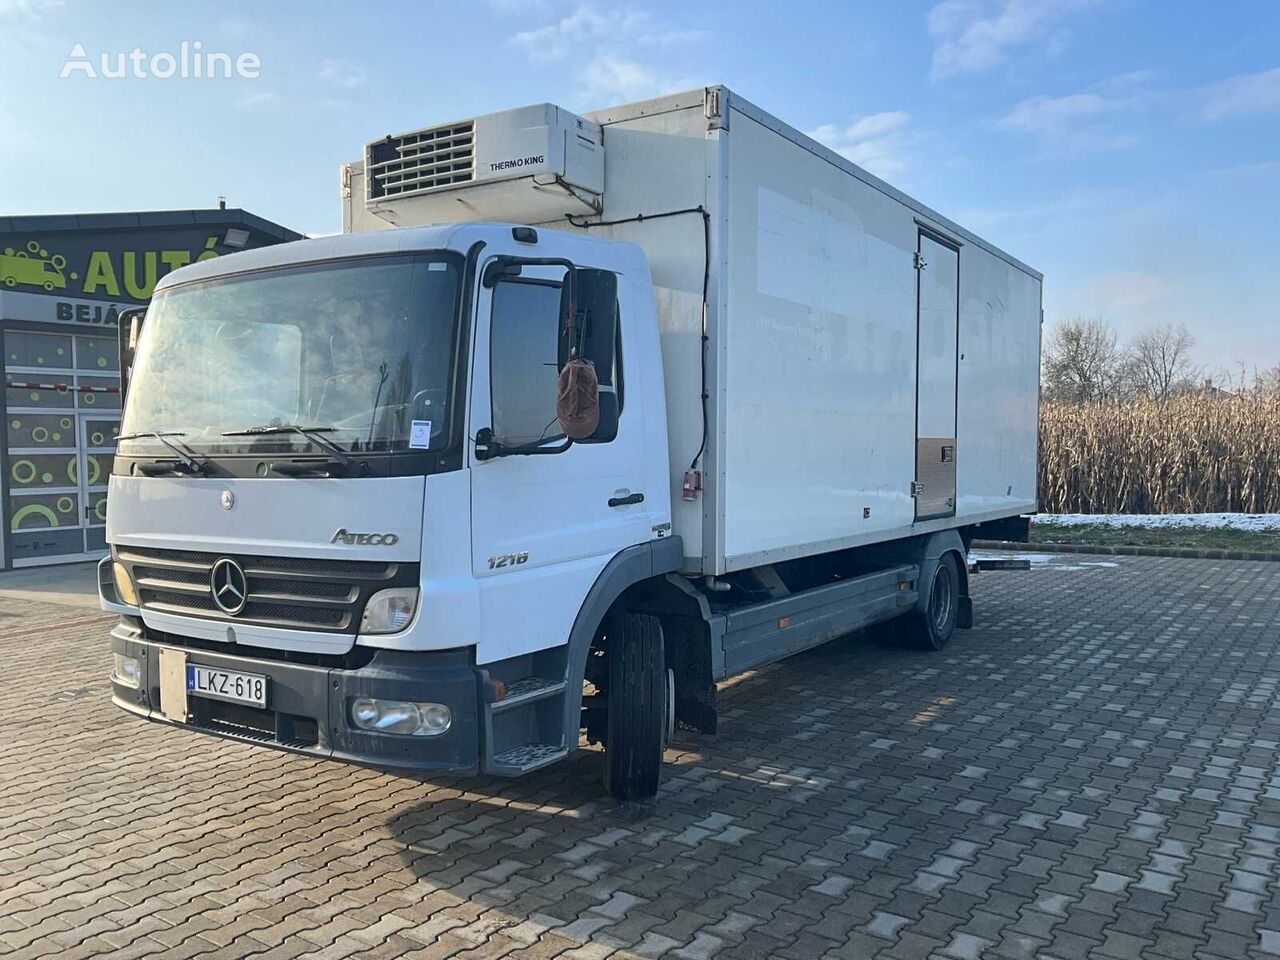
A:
602;612;667;802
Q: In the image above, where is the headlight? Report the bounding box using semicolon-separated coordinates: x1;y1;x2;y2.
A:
349;697;451;736
360;587;418;634
112;562;138;606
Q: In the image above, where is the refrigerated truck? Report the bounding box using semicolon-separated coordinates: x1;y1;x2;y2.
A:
102;86;1040;800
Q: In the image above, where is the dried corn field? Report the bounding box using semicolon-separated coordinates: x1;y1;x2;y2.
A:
1038;394;1280;514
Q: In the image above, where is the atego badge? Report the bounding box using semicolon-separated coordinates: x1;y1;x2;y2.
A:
330;528;400;546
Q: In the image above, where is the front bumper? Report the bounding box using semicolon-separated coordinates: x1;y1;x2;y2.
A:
110;621;481;774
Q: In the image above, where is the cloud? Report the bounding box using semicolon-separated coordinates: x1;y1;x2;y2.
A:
514;5;608;62
319;58;367;90
997;84;1144;152
238;91;280;110
217;14;258;39
489;0;554;10
507;3;702;106
578;56;694;106
1000;92;1115;132
511;3;701;63
928;0;1095;77
1200;67;1280;121
808;111;911;178
0;0;63;18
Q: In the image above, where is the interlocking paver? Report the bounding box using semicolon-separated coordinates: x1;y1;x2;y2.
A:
2;555;1279;959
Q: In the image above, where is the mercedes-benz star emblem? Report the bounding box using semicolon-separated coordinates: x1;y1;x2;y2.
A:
210;558;248;615
220;490;235;511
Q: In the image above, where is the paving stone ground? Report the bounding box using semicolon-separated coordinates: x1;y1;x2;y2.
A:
1;554;1278;959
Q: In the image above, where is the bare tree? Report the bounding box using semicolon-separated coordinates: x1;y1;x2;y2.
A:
1128;323;1200;401
1256;362;1280;395
1042;317;1127;402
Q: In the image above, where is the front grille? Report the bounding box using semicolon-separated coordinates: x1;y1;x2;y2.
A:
119;546;405;633
366;121;475;200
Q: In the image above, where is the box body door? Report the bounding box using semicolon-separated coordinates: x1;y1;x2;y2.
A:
914;231;959;520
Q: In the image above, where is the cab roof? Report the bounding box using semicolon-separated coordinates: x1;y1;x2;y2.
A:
152;222;647;292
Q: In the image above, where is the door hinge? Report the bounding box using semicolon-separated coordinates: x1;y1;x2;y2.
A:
913;252;927;271
705;86;728;130
910;481;925;497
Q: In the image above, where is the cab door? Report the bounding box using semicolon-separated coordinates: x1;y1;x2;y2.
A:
467;252;651;664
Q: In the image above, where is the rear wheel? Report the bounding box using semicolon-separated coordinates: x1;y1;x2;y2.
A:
602;612;667;802
901;553;960;650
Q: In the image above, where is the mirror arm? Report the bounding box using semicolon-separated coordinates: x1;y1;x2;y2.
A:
117;305;147;405
474;427;572;461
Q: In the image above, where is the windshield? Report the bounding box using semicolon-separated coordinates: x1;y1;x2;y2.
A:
120;253;462;455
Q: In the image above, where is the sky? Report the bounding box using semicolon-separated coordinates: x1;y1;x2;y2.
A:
1;0;1277;374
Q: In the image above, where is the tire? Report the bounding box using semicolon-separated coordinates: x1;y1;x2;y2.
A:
901;553;960;651
602;612;666;802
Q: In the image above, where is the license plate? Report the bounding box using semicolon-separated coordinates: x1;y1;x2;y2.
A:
187;665;267;708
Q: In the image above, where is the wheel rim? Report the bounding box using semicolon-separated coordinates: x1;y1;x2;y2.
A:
931;565;954;633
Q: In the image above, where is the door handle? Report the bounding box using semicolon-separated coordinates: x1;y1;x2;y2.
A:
608;492;644;507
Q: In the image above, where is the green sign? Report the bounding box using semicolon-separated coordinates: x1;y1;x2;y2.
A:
0;223;285;305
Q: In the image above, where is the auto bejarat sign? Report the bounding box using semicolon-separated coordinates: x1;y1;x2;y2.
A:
0;226;249;326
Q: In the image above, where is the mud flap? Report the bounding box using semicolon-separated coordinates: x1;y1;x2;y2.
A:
666;616;718;734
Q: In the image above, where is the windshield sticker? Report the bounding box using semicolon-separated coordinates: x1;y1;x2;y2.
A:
409;420;432;449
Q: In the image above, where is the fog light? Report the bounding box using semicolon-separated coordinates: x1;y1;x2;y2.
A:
112;653;141;688
112;562;138;606
360;588;418;634
349;697;451;737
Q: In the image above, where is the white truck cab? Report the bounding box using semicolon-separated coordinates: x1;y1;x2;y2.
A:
103;88;1041;801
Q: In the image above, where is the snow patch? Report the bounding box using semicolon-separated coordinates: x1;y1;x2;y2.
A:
969;550;1122;572
1035;513;1280;532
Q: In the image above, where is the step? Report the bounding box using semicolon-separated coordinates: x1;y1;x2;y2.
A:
490;742;569;774
490;676;566;713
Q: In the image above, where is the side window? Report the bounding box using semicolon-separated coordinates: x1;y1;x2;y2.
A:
488;270;623;447
490;279;562;446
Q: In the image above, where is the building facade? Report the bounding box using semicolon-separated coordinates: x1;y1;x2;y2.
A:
0;209;301;568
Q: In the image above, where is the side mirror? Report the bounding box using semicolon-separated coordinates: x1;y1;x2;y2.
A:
117;305;147;404
558;268;619;443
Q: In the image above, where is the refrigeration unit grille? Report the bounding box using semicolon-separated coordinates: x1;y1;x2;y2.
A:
367;122;475;200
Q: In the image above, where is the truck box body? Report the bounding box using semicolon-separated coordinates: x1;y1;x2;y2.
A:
344;86;1042;576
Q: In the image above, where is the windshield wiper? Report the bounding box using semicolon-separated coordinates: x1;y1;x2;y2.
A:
220;424;352;463
114;431;206;474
